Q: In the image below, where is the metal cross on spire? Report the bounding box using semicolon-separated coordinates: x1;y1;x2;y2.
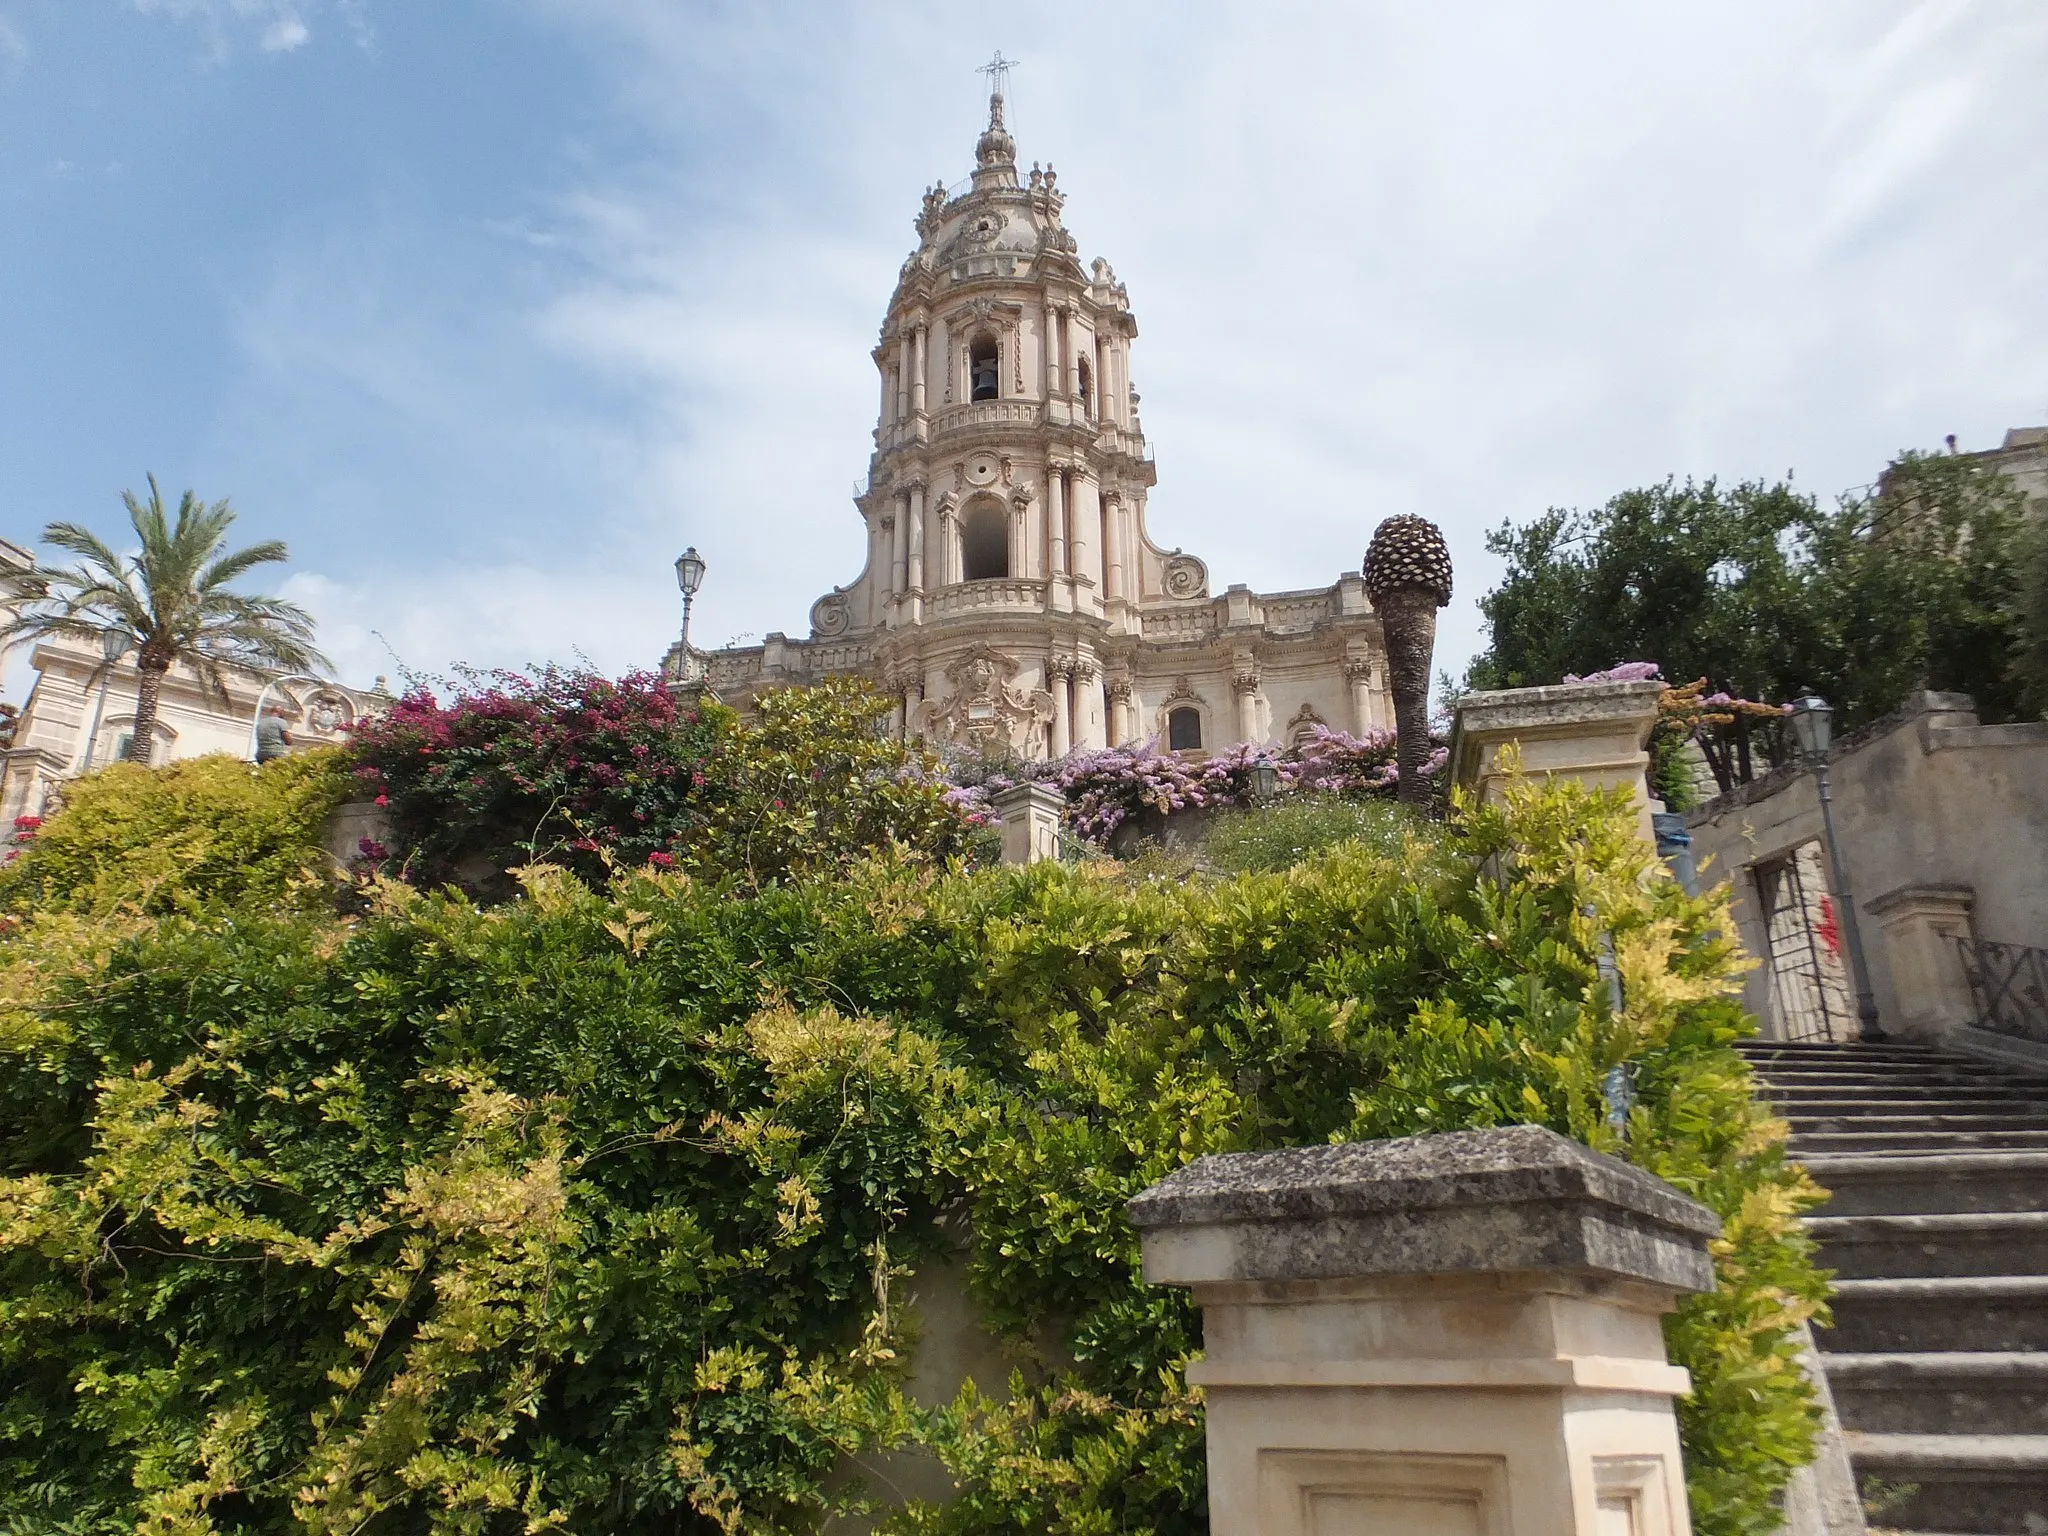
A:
977;50;1017;103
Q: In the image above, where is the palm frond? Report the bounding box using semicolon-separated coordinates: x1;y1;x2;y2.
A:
41;522;130;582
197;540;289;592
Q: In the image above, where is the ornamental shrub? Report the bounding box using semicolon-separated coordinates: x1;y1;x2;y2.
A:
0;770;1824;1536
0;749;350;918
350;670;968;891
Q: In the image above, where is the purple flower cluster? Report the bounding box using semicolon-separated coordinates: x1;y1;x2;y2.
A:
1560;661;1664;685
948;725;1426;846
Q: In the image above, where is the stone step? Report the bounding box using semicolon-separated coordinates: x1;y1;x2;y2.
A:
1847;1431;2048;1533
1825;1277;2048;1353
1803;1151;2048;1217
1826;1352;2048;1436
1767;1089;2048;1108
1791;1128;2048;1154
1787;1112;2048;1134
1809;1211;2048;1278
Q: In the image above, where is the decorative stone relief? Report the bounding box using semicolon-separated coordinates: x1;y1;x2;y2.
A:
810;593;852;638
924;644;1054;754
1162;553;1208;599
1285;702;1326;741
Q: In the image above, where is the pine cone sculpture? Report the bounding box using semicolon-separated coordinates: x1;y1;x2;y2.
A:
1362;514;1453;607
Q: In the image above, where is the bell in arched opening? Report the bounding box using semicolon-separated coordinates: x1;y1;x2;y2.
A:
970;336;1000;402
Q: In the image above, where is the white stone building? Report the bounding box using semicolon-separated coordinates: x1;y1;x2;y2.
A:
0;539;386;827
670;87;1395;759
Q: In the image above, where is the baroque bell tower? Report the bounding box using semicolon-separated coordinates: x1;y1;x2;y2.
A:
696;60;1393;763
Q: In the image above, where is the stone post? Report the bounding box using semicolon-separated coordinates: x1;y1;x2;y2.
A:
1129;1125;1717;1536
1450;679;1665;845
1864;883;1977;1046
1047;658;1072;758
991;781;1064;865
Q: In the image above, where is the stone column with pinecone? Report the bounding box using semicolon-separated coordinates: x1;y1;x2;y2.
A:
1362;515;1453;807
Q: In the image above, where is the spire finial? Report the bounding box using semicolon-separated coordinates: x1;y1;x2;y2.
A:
977;50;1016;126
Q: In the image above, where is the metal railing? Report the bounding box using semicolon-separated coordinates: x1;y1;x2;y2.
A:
1957;938;2048;1047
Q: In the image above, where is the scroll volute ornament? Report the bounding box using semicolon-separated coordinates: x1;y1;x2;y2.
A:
1362;515;1453;808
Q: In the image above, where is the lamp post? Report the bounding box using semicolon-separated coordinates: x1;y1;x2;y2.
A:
1787;691;1884;1042
674;547;706;682
1250;752;1280;804
77;627;131;775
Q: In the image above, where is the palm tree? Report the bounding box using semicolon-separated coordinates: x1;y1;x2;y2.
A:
1;477;326;766
1362;515;1454;807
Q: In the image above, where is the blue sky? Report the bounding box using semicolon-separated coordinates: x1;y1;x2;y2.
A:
3;1;2045;694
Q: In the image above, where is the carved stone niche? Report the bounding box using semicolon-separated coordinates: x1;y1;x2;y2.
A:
924;644;1054;755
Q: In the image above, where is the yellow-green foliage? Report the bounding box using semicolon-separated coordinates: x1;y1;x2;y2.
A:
0;770;1825;1536
0;750;350;917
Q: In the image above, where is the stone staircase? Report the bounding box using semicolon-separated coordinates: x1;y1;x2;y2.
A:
1739;1038;2048;1534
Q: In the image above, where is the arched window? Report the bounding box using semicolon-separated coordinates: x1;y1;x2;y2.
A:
1167;706;1202;752
1076;354;1093;417
970;335;1000;402
962;501;1009;580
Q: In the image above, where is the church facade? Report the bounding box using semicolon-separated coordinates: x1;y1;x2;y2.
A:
675;86;1394;759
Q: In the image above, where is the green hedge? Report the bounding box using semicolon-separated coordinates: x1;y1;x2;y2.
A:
0;767;1825;1536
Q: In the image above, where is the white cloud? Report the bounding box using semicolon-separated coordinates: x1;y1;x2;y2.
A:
259;17;308;51
198;0;2048;690
0;15;26;66
134;0;334;56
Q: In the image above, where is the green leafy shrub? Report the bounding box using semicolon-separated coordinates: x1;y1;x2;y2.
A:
0;749;349;917
0;770;1824;1536
1199;795;1418;873
351;671;968;891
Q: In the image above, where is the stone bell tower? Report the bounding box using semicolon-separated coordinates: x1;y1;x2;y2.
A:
693;65;1394;762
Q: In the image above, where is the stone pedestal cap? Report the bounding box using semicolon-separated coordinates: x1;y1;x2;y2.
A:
989;781;1066;816
1129;1124;1720;1293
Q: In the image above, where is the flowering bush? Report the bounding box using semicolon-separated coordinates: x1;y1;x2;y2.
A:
950;726;1442;846
350;670;968;891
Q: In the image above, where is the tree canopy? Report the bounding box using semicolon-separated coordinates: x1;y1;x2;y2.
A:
1466;452;2042;728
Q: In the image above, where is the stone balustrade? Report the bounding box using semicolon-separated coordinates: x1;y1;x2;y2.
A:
929;399;1043;442
924;578;1050;620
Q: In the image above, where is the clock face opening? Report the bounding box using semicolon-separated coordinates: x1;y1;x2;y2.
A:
965;456;1000;486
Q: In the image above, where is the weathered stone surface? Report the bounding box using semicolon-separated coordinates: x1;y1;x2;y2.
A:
1129;1124;1719;1293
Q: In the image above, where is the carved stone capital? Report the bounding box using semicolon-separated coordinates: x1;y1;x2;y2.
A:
1107;675;1134;703
1343;656;1376;683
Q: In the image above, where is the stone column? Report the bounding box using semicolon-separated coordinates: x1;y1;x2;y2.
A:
906;482;926;593
1232;661;1261;746
1069;471;1098;592
1042;303;1061;399
1129;1125;1716;1536
1047;468;1068;577
1065;315;1083;399
895;334;911;423
1865;884;1977;1047
1074;659;1104;751
888;503;907;599
1048;658;1072;758
1345;657;1376;736
1107;678;1133;747
1450;679;1665;847
910;324;928;419
1008;492;1029;580
902;667;924;741
992;781;1064;865
1101;492;1125;604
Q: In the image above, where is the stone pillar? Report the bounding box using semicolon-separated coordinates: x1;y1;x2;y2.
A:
1102;492;1125;603
903;667;924;741
1048;658;1072;757
992;781;1064;865
1129;1124;1716;1536
1069;472;1098;592
895;334;911;422
1065;314;1083;399
1074;659;1104;751
1232;660;1261;746
1865;884;1977;1046
1108;678;1133;748
1042;304;1061;399
888;502;907;599
906;483;926;593
910;324;928;419
1009;492;1029;579
1345;657;1376;737
1047;469;1068;577
1450;679;1665;847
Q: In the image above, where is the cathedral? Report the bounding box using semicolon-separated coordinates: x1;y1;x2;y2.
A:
674;78;1395;759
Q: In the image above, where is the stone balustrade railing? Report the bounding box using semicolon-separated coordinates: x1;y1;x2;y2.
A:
925;578;1049;619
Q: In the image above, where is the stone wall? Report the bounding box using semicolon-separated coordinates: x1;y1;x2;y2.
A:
1684;692;2048;1045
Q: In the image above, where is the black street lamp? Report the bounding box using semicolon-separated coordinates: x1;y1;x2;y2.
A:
674;547;706;681
77;627;131;774
1787;690;1884;1042
1250;752;1280;803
